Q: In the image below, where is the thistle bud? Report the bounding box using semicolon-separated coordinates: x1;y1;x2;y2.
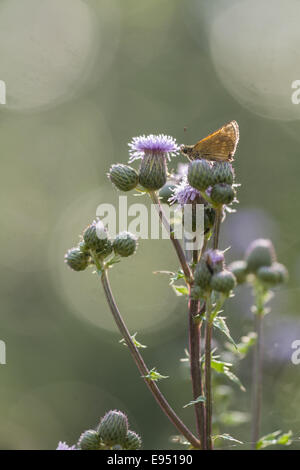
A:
108;164;139;192
139;153;167;190
83;221;109;252
187;159;214;191
212;162;234;185
256;265;280;286
123;430;142;450
194;259;212;290
210;270;236;293
96;239;113;259
210;183;235;206
113;232;137;257
77;430;101;450
228;260;248;284
78;240;89;254
65;247;89;272
272;262;288;284
206;249;225;273
245;239;276;273
97;410;128;446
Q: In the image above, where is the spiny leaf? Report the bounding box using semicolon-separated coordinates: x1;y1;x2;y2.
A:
213;433;243;445
183;396;206;408
223;369;246;392
213;316;237;349
172;285;189;296
142;367;169;382
119;332;147;349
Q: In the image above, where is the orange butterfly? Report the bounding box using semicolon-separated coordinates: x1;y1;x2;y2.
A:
180;120;239;162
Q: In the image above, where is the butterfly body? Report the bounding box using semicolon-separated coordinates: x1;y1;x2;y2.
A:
181;120;239;162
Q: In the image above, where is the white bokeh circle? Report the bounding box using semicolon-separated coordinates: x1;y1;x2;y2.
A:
209;0;300;121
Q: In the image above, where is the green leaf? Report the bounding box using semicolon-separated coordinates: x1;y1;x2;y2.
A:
183;396;206;408
142;367;169;382
172;285;189;296
213;433;243;445
223;369;246;392
213;316;237;349
210;358;245;391
256;430;292;450
119;332;147;349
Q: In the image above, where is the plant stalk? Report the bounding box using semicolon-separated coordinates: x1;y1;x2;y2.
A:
98;264;201;449
149;191;192;283
251;310;264;449
204;296;213;450
213;206;222;250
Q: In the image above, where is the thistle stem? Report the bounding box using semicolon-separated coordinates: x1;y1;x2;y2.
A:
98;264;201;449
188;291;205;449
251;284;265;449
149;191;192;283
204;295;213;450
213;206;222;250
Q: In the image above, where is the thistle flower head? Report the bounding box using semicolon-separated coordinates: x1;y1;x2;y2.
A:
169;177;204;206
128;134;179;162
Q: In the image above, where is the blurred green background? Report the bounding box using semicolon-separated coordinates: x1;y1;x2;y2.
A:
0;0;300;449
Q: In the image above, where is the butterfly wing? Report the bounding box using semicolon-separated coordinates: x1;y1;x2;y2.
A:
192;121;239;161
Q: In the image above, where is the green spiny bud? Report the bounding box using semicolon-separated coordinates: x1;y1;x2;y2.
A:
245;239;276;273
113;232;137;257
108;164;139;192
78;240;89;254
139;153;167;190
228;260;248;284
272;262;288;284
96;239;113;259
210;270;236;293
194;259;212;290
97;410;128;446
204;207;216;233
77;429;101;450
159;182;177;204
210;183;235;206
212;162;234;185
65;247;89;272
83;221;109;252
123;430;142;450
187;159;214;191
256;265;280;286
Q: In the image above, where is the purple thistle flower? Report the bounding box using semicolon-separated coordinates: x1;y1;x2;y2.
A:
128;134;179;162
56;441;77;450
169;177;204;206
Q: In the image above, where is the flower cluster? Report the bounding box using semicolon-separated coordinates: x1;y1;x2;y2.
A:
64;220;138;272
57;410;142;450
228;238;288;288
192;249;236;299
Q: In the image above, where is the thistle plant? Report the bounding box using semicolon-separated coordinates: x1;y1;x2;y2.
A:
62;130;290;450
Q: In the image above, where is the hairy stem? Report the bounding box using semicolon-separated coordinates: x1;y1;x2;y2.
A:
149;191;192;283
98;264;201;449
204;295;213;450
